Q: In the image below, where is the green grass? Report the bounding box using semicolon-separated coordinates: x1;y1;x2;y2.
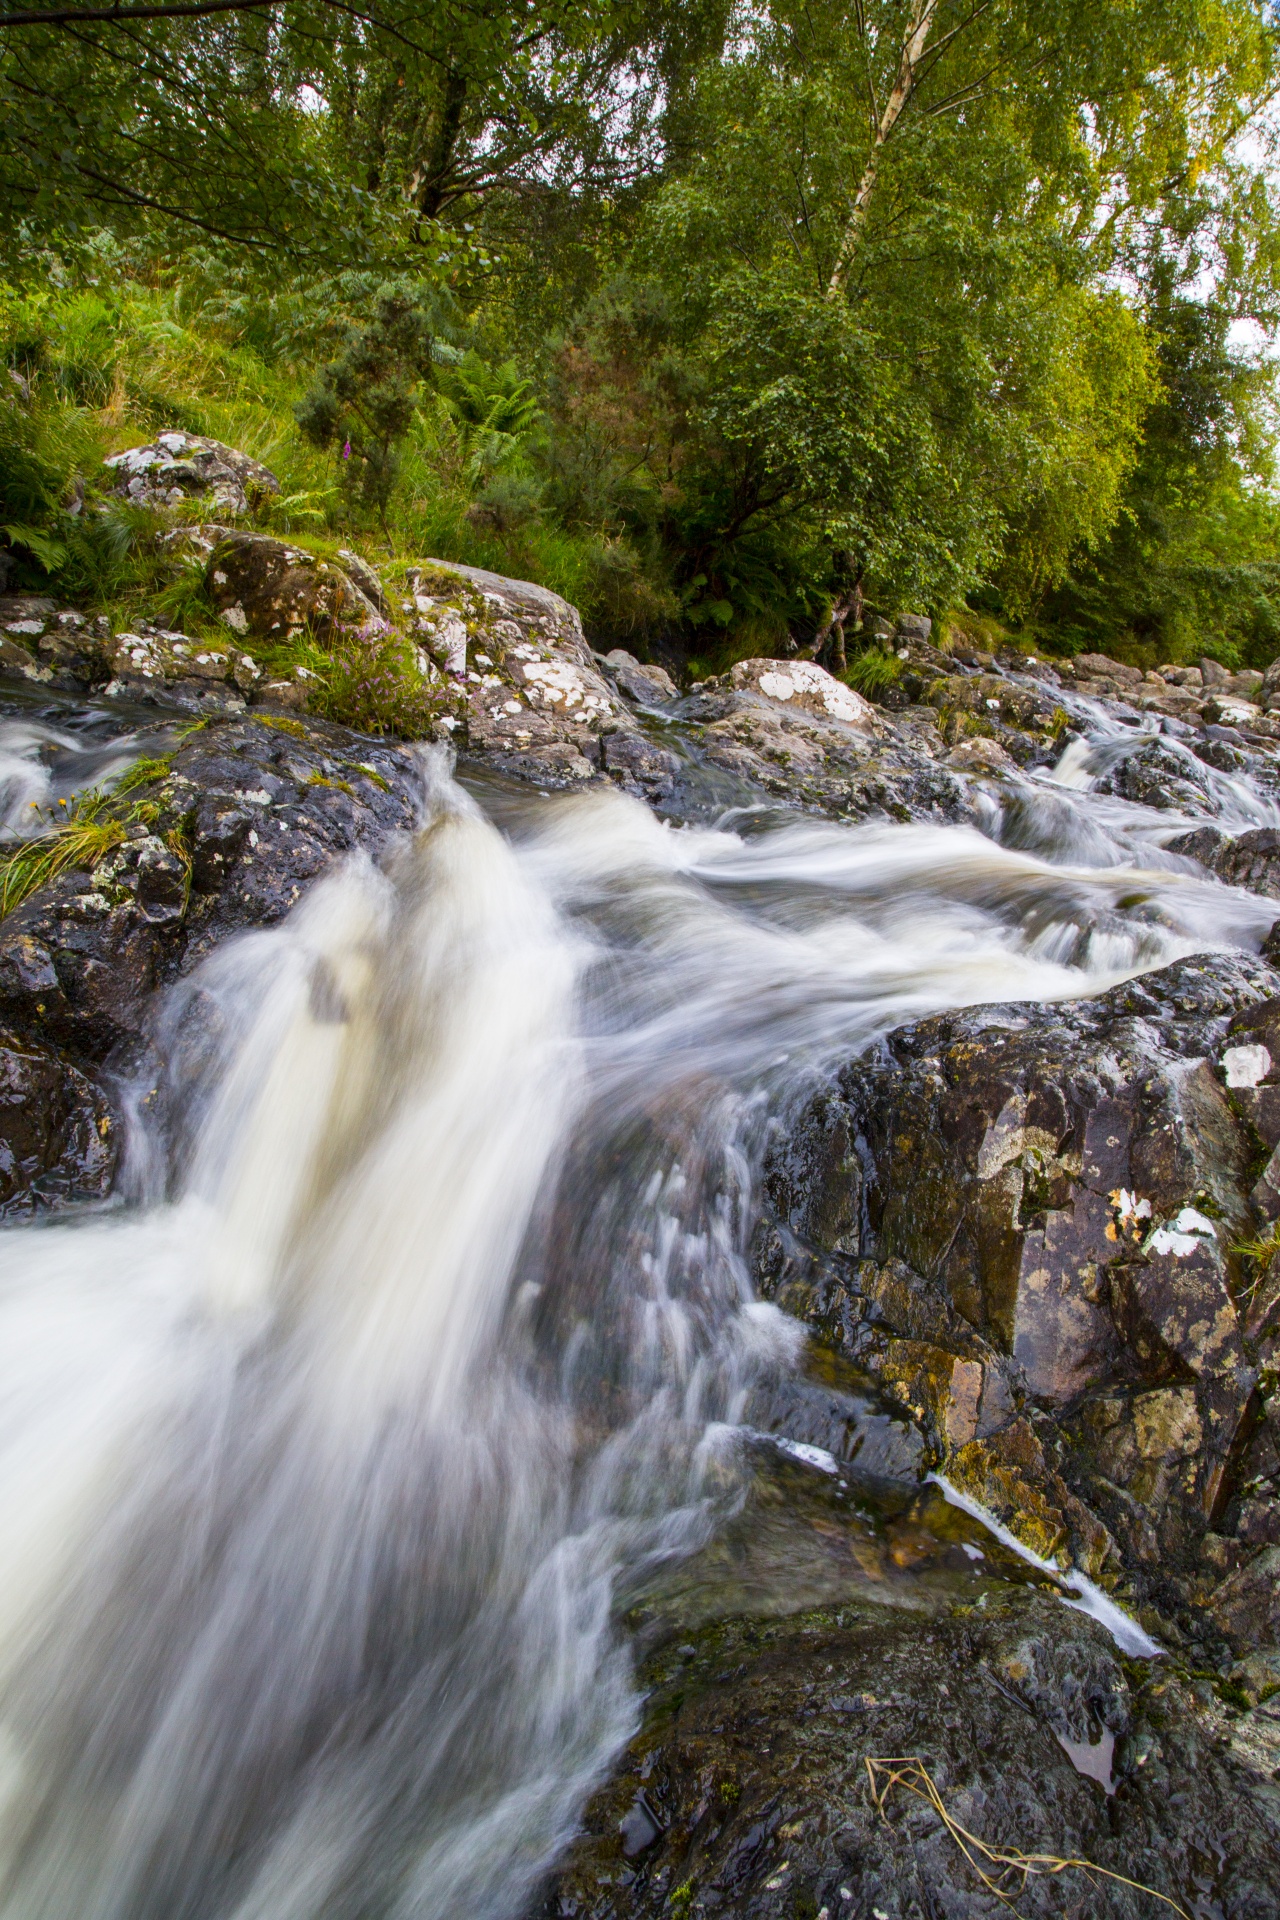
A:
0;807;128;917
843;647;902;696
0;756;185;921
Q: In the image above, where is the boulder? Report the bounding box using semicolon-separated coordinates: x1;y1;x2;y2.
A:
1076;652;1143;686
727;656;880;730
103;434;279;515
602;649;679;705
204;532;379;643
401;559;641;790
946;735;1015;772
895;611;933;645
758;953;1273;1589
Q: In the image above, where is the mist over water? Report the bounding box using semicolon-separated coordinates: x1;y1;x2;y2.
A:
0;724;1275;1919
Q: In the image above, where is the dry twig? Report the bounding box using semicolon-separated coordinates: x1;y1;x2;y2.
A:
864;1756;1191;1917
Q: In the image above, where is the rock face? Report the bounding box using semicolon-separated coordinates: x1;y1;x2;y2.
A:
0;713;420;1216
757;953;1277;1614
103;434;280;515
204;531;380;643
543;1589;1280;1920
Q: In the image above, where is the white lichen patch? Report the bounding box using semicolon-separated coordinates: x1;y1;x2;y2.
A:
1146;1207;1218;1258
1223;1043;1271;1088
518;657;612;718
740;658;878;728
1112;1189;1153;1230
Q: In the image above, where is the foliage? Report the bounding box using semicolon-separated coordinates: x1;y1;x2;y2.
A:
307;628;449;737
436;351;542;486
1040;289;1280;666
0;755;180;920
295;282;447;530
2;1;1280;668
843;649;902;697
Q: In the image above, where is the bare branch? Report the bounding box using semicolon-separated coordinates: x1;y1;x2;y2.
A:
1;0;276;26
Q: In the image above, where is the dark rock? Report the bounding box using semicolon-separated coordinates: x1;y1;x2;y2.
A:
603;650;679;705
542;1591;1280;1920
0;712;422;1212
760;953;1274;1582
204;532;379;644
1217;829;1280;900
601;731;681;799
0;1026;116;1216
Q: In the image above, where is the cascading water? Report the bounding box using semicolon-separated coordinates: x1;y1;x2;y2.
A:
1;694;1278;1919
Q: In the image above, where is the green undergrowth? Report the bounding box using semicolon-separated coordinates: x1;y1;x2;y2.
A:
0;752;184;921
842;648;902;696
0;280;607;630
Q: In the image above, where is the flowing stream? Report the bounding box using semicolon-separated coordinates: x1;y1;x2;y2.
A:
0;694;1277;1919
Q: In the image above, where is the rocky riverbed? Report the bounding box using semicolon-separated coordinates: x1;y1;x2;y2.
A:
6;436;1280;1915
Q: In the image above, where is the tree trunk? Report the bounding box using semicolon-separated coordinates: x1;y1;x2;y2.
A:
413;64;468;224
827;0;938;299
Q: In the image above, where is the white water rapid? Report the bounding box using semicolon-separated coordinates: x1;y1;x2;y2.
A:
0;731;1276;1919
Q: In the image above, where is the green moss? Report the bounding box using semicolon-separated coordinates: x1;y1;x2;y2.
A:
350;760;390;791
113;753;175;794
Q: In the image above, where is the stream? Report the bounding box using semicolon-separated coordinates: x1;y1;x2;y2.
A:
0;681;1276;1919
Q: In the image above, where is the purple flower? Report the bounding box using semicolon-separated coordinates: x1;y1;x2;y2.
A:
342;439;351;460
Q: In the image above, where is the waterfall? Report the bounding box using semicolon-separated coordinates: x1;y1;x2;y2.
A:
0;740;1275;1919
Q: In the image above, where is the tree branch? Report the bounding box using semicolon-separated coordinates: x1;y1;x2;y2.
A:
1;0;276;25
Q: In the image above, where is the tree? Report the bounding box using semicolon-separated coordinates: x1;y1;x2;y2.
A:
295;281;445;531
0;0;730;266
580;0;1280;637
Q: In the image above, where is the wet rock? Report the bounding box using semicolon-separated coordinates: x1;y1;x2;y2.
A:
1216;829;1280;900
760;953;1275;1587
0;712;421;1212
103;434;279;515
682;682;972;824
600;731;682;800
0;1026;116;1216
602;650;679;705
542;1589;1280;1920
1212;1546;1280;1652
1096;736;1215;811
